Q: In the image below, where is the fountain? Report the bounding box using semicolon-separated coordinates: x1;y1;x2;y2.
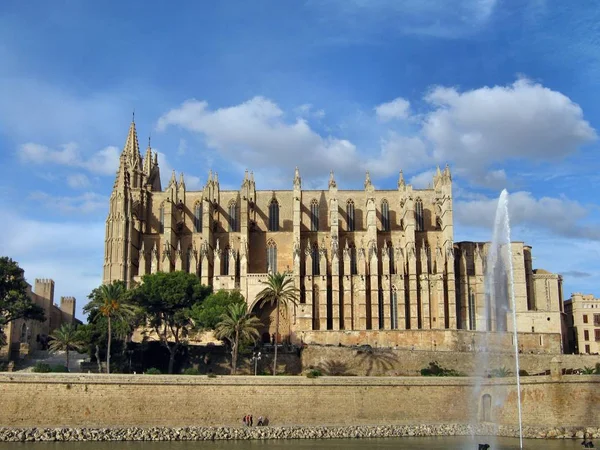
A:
482;189;524;449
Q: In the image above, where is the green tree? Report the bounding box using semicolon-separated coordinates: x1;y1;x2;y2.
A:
48;323;85;371
214;302;262;374
131;271;211;374
256;272;299;375
190;289;246;330
0;257;45;346
84;281;137;374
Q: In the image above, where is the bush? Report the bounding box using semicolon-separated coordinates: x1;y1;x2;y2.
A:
207;373;217;378
490;367;513;378
145;367;162;375
183;367;200;375
33;362;52;373
420;361;463;377
51;364;69;373
306;369;322;378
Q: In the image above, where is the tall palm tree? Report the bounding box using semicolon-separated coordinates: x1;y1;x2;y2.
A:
85;283;137;374
214;302;262;374
256;272;299;375
48;323;85;372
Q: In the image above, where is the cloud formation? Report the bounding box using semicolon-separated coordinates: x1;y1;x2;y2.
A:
19;143;120;176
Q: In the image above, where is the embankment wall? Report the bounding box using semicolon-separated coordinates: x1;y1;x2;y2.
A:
0;373;598;429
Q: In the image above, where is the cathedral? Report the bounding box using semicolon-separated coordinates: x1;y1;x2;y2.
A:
104;120;566;350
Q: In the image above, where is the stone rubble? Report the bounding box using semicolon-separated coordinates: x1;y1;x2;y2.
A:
0;424;598;442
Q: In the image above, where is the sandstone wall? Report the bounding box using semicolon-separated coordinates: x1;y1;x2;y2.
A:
301;346;600;376
0;373;598;429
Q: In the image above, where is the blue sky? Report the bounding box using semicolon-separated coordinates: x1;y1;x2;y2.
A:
1;0;599;319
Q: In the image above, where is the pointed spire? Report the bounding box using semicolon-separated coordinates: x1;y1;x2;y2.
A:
169;169;177;187
214;172;219;184
328;170;337;189
179;172;185;190
122;118;141;167
250;171;255;183
436;165;442;177
293;166;301;188
208;169;213;182
144;135;153;175
398;170;405;188
153;152;158;165
364;170;372;189
444;163;452;181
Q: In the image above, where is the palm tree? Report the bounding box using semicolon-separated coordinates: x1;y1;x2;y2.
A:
214;302;262;374
48;323;85;371
85;283;137;374
256;272;299;375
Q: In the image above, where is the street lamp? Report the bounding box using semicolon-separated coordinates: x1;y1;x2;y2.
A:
251;351;262;376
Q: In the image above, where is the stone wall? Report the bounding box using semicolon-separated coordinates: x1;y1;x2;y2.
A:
298;329;563;353
0;373;598;429
301;345;600;376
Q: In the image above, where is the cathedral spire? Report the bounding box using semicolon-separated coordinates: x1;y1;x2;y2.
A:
328;170;337;189
293;166;301;189
122;118;142;170
144;135;153;176
364;170;372;189
398;170;405;188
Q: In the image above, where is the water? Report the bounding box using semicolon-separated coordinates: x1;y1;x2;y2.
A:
484;189;523;449
0;437;583;450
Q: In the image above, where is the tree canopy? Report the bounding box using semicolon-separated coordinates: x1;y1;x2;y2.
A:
0;257;45;345
190;289;246;330
130;271;212;373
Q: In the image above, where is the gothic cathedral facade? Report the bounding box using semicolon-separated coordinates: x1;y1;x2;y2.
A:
104;120;566;348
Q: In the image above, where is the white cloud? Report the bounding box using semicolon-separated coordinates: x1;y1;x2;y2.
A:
66;173;91;189
375;97;411;121
409;170;435;189
28;191;107;214
19;143;119;177
0;208;105;319
455;191;600;241
423;78;596;178
156;97;364;182
177;138;188;155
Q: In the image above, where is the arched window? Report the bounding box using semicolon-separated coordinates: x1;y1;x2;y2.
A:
194;202;202;232
415;198;424;231
310;199;319;231
346;199;355;231
228;201;238;232
267;239;277;273
388;242;395;274
391;286;398;330
159;203;165;233
381;199;390;231
350;243;358;275
312;243;320;275
269;199;279;231
223;247;230;275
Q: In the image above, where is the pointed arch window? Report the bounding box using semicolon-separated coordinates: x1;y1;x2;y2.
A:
223;246;230;275
312;243;320;275
269;199;279;231
310;199;319;231
346;199;355;231
228;201;238;232
267;240;277;273
350;243;358;275
381;199;390;231
391;286;398;330
159;203;165;233
194;202;202;232
415;199;424;231
388;242;395;274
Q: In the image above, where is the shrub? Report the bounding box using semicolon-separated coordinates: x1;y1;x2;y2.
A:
183;367;200;375
207;373;217;378
490;367;513;378
33;362;52;373
145;367;162;375
420;361;463;377
51;364;68;373
306;369;322;378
